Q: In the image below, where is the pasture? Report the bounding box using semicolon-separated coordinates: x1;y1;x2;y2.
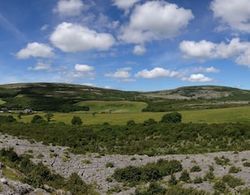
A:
3;106;250;125
75;100;147;113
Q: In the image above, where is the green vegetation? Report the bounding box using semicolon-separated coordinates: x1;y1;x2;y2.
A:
179;170;190;183
0;120;250;155
228;166;241;173
71;116;82;126
75;101;147;113
214;156;230;166
160;112;182;124
190;165;202;172
222;174;245;188
2;106;250;125
243;161;250;167
135;184;208;195
112;159;182;185
0;98;6;105
0;148;97;195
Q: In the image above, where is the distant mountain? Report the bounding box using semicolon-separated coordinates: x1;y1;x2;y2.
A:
0;83;249;112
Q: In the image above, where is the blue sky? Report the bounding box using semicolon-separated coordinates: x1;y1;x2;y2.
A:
0;0;250;91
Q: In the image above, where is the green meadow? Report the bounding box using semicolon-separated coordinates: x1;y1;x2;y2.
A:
3;106;250;125
75;100;147;113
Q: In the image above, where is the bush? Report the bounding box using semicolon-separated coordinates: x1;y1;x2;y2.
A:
143;118;157;126
127;120;136;126
190;165;201;172
214;156;230;166
168;175;177;185
71;116;82;126
228;166;241;173
160;112;182;124
0;115;16;123
113;160;182;184
135;182;166;195
222;174;244;188
31;115;46;124
179;170;190;183
105;162;114;168
193;177;203;184
214;181;226;193
243;161;250;167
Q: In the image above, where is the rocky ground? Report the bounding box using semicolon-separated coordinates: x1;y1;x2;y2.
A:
0;133;249;194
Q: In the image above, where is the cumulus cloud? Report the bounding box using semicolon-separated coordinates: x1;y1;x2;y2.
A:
180;38;250;67
183;74;213;83
112;0;140;11
211;0;250;33
105;67;131;79
75;64;94;72
120;1;194;44
136;67;180;79
133;45;146;55
28;62;51;71
17;42;54;59
54;0;84;17
50;22;115;52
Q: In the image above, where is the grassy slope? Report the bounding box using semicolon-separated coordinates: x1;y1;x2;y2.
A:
0;99;6;105
75;101;147;113
4;106;250;125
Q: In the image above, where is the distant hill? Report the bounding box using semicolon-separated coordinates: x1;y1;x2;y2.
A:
0;83;249;112
144;85;250;101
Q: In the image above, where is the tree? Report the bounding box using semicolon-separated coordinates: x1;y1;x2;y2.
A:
18;112;23;120
31;115;46;124
45;113;54;122
161;112;182;124
71;116;82;126
143;118;157;126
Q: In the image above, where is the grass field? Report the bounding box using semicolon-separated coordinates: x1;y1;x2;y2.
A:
0;98;6;105
75;100;147;113
4;106;250;125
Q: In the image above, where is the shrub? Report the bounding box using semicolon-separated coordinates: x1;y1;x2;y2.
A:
71;116;82;126
193;177;203;184
228;166;241;173
160;112;182;124
105;162;114;168
168;175;177;185
113;160;182;184
135;182;166;195
214;181;226;193
179;170;190;183
127;120;136;126
243;162;250;167
222;174;244;188
44;113;54;122
143;118;157;126
31;115;46;124
214;156;230;166
190;165;202;172
203;171;215;181
0;115;16;123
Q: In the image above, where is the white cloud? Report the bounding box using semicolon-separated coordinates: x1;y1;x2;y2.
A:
180;40;216;59
193;66;220;73
105;67;131;79
211;0;250;33
136;67;179;79
28;62;51;71
54;0;84;17
73;64;95;78
180;38;250;67
120;1;193;44
75;64;94;72
183;74;213;83
112;0;140;10
50;22;115;52
17;42;54;59
133;45;146;55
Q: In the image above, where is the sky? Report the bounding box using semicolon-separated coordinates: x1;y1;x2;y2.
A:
0;0;250;91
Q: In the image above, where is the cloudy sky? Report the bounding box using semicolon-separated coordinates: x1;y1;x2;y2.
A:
0;0;250;91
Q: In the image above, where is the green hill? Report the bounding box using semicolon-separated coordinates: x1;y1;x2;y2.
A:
0;83;249;112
